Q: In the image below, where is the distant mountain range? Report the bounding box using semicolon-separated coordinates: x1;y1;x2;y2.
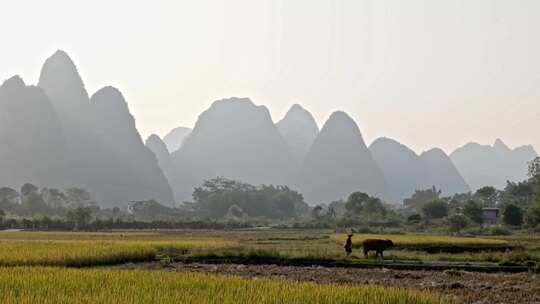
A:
369;138;470;202
450;139;537;191
0;51;174;207
1;51;537;207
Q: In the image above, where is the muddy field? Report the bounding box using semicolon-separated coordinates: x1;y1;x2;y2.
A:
118;262;540;304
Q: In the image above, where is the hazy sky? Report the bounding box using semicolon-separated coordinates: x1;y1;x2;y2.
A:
1;0;539;154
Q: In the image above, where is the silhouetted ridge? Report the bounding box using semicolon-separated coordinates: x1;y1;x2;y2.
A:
32;51;175;207
90;87;174;206
369;137;429;203
0;75;69;189
146;135;171;164
91;86;141;146
276;104;319;167
493;138;511;155
451;139;538;190
171;97;295;201
1;76;26;92
163;126;192;153
92;86;127;108
419;148;470;195
38;50;90;126
297;111;387;204
145;134;179;201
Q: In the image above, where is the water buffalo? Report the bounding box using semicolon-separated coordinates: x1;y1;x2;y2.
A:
362;239;394;259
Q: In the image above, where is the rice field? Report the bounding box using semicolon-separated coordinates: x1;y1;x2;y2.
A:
0;230;534;303
330;234;509;251
0;267;454;304
0;231;230;241
0;231;520;268
0;232;236;267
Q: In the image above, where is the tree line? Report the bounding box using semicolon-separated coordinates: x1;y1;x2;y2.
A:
1;157;540;233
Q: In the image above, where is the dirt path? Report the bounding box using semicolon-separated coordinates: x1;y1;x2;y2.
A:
117;262;540;304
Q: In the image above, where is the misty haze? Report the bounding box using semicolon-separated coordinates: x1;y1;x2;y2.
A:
0;1;539;303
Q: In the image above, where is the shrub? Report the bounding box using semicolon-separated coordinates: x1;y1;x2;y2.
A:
487;226;512;236
463;200;483;225
463;226;484;235
421;200;449;219
407;214;422;224
447;214;469;233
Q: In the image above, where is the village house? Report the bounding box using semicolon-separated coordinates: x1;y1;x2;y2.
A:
482;208;500;226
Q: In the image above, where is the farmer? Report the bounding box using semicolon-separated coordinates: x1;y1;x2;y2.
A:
344;234;353;257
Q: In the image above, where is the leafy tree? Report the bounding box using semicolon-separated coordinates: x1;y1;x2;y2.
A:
66;188;97;209
529;157;540;178
193;177;255;202
272;191;296;219
0;187;19;202
345;192;369;215
0;187;19;212
475;186;498;207
20;183;38;197
41;188;67;209
403;186;441;212
311;205;323;220
463;200;483;225
225;204;247;221
66;207;92;230
21;188;53;216
362;197;387;219
421;200;448;219
128;200;172;221
502;204;524;227
502;181;533;207
192;177;307;219
449;192;474;204
344;192;386;220
524;206;540;229
528;157;540;206
327;205;336;218
447;214;469;234
328;200;346;218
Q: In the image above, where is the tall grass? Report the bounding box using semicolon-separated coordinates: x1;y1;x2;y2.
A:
0;267;454;304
